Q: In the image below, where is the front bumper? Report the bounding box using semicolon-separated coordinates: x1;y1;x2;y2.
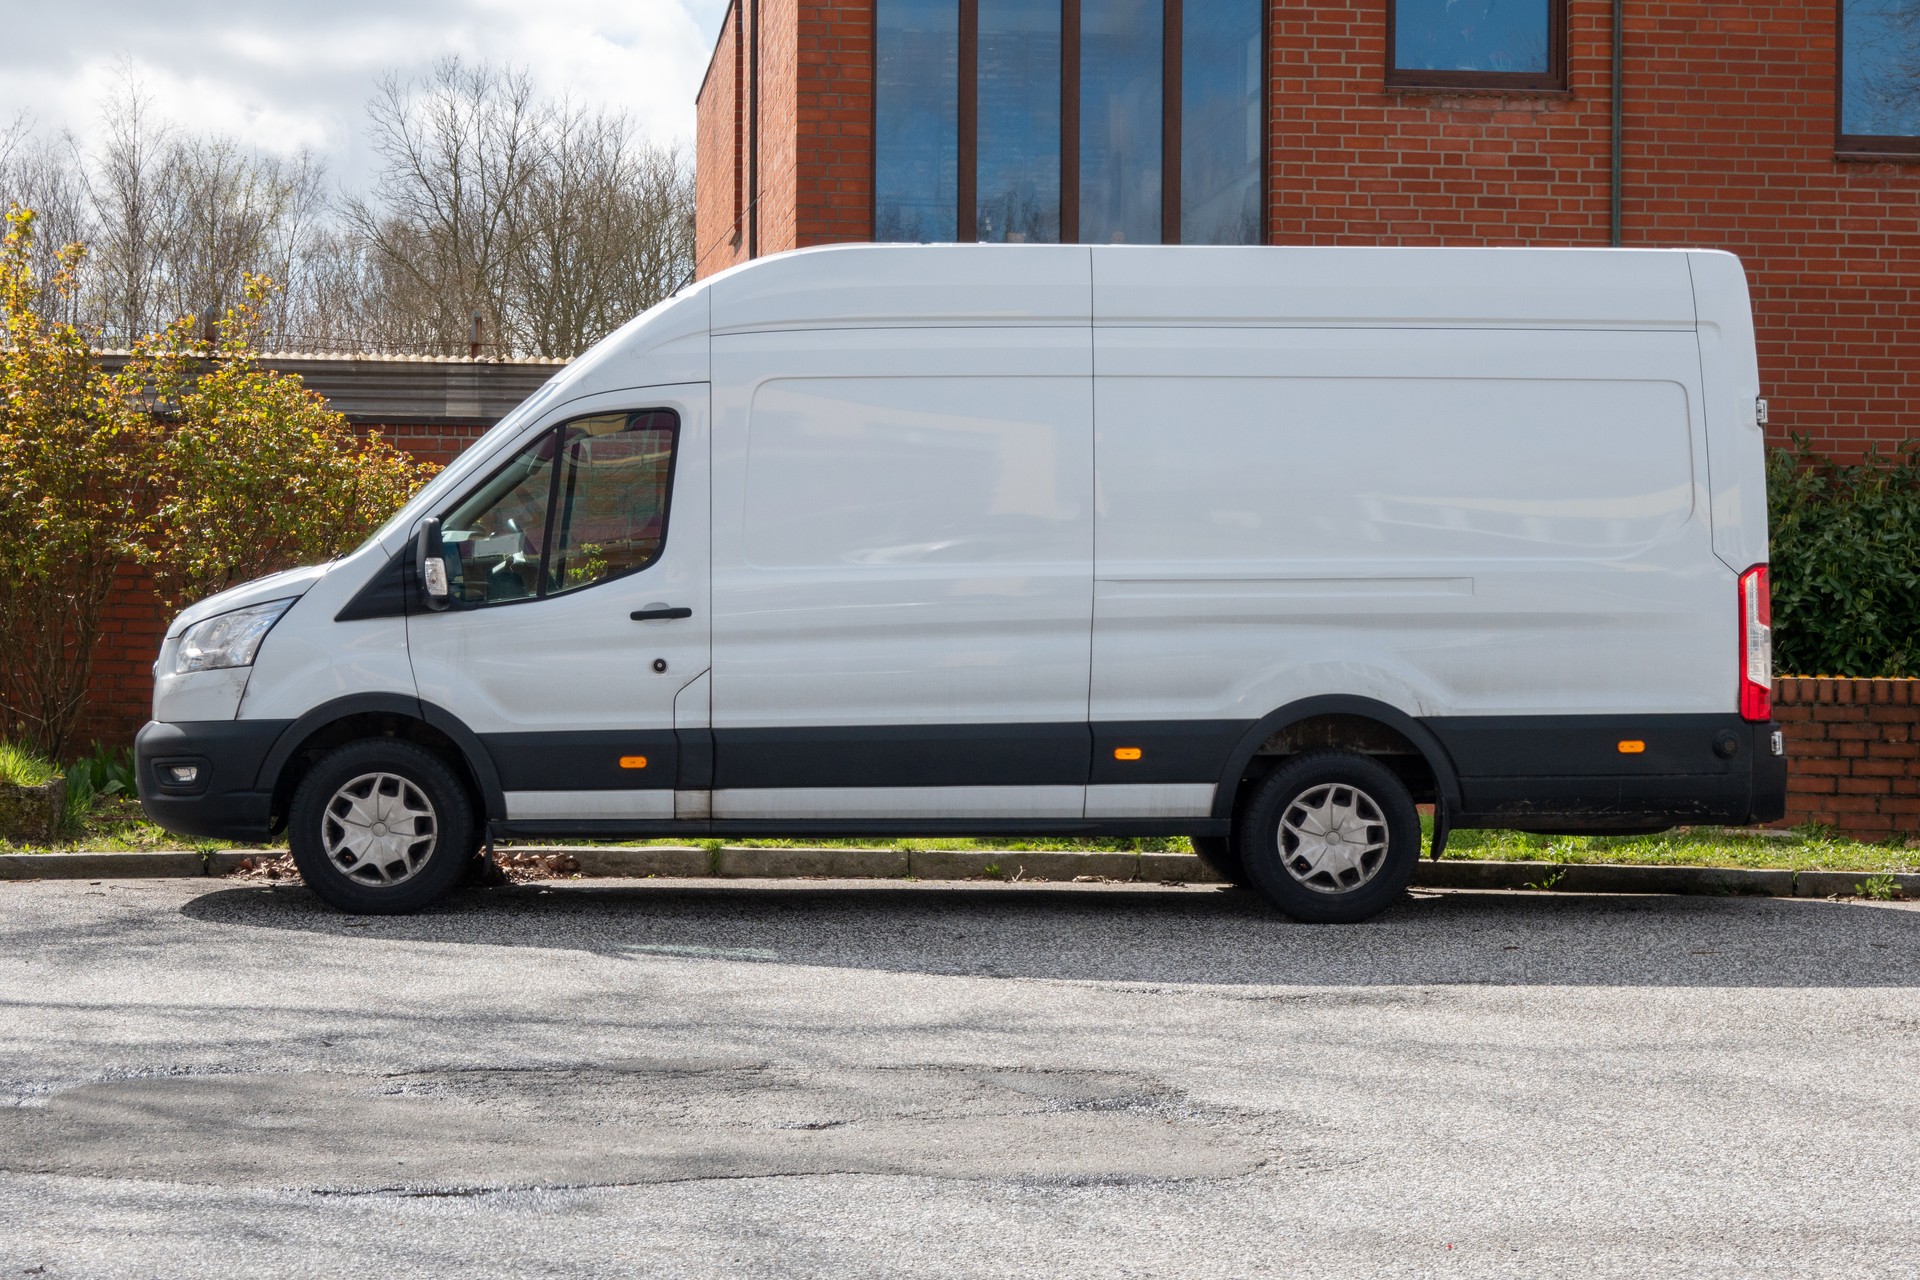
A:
135;719;293;842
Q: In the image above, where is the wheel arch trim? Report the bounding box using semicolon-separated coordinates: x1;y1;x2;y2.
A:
252;693;507;821
1209;695;1464;822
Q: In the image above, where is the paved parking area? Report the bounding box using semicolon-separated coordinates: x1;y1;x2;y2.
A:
1;877;1917;1278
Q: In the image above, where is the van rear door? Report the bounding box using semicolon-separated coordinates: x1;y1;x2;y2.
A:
1687;251;1769;576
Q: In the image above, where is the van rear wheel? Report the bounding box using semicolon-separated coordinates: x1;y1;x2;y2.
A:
1235;751;1419;924
288;740;476;915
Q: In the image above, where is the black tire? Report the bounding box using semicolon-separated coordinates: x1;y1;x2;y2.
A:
287;739;477;915
1189;835;1254;888
1235;751;1420;924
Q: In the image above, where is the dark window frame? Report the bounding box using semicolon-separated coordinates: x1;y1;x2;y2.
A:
1836;0;1920;158
437;408;682;611
870;0;1268;245
1384;0;1568;92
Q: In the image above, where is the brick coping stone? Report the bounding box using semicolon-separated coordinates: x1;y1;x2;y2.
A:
1776;676;1920;705
1;847;1914;900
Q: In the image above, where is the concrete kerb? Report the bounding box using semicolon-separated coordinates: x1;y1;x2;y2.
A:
1;848;1917;900
0;852;211;881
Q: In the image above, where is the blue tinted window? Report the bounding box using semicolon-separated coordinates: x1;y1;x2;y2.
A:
1394;0;1550;75
1081;0;1162;244
1181;0;1261;244
876;0;959;241
1843;0;1920;138
977;0;1062;242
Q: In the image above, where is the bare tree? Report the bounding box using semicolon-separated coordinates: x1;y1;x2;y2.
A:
160;138;323;336
276;226;388;352
342;59;544;354
0;112;27;170
341;60;694;358
83;73;326;344
505;103;693;357
2;60;695;358
86;69;180;344
0;123;97;330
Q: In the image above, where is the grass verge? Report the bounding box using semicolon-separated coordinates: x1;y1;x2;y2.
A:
0;798;234;856
1438;823;1920;875
8;805;1916;876
0;742;60;788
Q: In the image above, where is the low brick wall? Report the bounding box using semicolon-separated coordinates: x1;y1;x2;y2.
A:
1775;677;1920;842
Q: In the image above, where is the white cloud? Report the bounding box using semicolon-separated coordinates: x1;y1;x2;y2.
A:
0;0;733;190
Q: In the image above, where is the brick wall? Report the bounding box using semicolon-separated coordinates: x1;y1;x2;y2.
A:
793;0;874;248
1268;1;1613;246
74;420;490;751
1774;678;1920;842
81;561;170;753
1273;0;1920;460
696;0;874;278
359;421;490;469
699;0;1920;457
1629;3;1919;461
758;0;802;256
695;2;749;279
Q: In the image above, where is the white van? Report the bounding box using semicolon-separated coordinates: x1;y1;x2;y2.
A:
137;244;1786;921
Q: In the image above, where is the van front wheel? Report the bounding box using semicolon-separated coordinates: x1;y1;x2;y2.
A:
1235;752;1419;924
288;740;476;915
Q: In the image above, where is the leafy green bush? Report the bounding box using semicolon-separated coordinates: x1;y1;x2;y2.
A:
0;741;60;788
56;744;136;836
1768;441;1920;678
1;206;437;757
68;742;136;801
0;209;159;759
134;276;439;613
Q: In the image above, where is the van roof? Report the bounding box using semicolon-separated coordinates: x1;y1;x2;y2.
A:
703;243;1715;334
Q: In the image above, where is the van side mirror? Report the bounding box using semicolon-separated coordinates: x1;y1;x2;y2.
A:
417;518;451;612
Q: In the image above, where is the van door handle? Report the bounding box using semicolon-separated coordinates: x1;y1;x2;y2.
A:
630;606;693;621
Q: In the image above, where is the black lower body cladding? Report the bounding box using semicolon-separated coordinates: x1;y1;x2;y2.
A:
134;710;1788;845
1424;714;1787;830
135;719;291;842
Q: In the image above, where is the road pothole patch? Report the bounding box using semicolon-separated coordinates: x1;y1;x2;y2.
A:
0;1062;1262;1192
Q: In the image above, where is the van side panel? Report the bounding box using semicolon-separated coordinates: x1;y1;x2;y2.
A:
1090;326;1725;726
1087;322;1771;828
708;325;1096;818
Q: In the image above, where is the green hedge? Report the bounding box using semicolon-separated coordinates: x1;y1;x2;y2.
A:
1767;442;1920;678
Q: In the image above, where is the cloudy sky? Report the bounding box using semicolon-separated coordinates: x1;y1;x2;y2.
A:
1;0;731;189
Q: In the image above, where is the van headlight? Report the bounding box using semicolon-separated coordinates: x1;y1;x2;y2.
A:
172;599;295;674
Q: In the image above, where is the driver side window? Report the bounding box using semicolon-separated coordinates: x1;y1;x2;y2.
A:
441;409;679;606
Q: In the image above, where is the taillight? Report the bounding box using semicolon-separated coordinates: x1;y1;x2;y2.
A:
1738;564;1771;721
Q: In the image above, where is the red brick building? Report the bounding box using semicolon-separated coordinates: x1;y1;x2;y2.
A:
696;0;1920;459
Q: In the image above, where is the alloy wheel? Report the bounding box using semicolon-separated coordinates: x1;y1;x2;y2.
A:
1276;782;1389;894
321;771;439;887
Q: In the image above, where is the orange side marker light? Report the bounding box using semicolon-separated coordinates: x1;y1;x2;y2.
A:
1616;740;1645;755
619;755;649;769
1114;747;1143;761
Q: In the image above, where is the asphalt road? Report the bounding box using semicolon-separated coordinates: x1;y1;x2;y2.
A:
2;877;1918;1279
